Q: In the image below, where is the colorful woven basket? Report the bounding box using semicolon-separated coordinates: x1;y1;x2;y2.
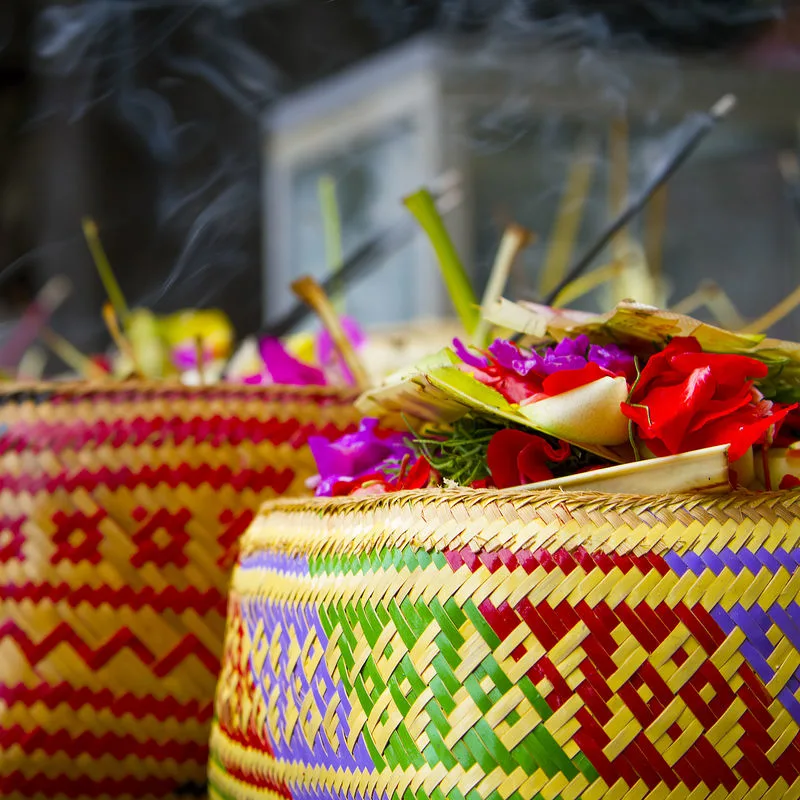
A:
210;488;800;800
0;381;360;800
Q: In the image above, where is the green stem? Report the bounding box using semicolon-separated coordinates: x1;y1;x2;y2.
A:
404;188;479;335
82;218;129;324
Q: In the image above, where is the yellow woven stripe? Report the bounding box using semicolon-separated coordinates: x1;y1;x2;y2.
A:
0;752;206;782
3;434;309;470
242;491;800;559
1;482;297;591
0;383;358;428
210;723;800;800
4;793;168;800
0;702;208;741
210;723;589;800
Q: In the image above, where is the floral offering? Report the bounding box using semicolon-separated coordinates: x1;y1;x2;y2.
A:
311;302;800;497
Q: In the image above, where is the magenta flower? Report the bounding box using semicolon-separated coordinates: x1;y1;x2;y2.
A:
309;418;415;496
316;316;366;385
257;337;327;385
452;338;489;369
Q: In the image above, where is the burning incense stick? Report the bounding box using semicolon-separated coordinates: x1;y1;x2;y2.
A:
475;224;534;345
542;95;737;307
291;276;370;391
538;136;597;296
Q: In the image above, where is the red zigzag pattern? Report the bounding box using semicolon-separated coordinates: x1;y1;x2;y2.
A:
0;683;213;722
0;583;227;613
0;622;219;676
0;725;208;762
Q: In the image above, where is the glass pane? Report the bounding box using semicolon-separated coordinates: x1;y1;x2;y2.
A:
288;118;423;328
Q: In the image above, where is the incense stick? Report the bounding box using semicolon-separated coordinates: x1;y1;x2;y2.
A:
538;136;597;296
257;174;461;340
291;276;370;391
318;174;344;313
475;224;534;345
608;116;630;261
102;303;140;376
40;327;107;380
740;285;800;334
542;95;737;307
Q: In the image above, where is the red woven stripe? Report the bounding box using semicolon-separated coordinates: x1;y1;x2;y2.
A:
41;385;348;406
222;759;293;799
0;772;202;798
0;683;213;722
0;582;227;613
0;462;296;496
0;415;355;455
0;622;219;676
0;725;207;762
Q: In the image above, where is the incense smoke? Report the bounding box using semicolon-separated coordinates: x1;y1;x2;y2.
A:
26;0;781;350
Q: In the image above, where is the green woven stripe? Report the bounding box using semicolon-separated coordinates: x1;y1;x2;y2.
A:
310;546;597;795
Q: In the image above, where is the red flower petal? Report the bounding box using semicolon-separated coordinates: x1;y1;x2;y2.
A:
780;474;800;490
669;351;769;384
541;362;614;397
487;429;534;488
470;365;543;404
396;457;432;490
487;429;570;489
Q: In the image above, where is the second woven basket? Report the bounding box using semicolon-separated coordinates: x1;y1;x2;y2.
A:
0;381;360;800
210;488;800;800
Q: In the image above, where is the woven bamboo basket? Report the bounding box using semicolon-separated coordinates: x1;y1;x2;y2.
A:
210;488;800;800
0;381;361;800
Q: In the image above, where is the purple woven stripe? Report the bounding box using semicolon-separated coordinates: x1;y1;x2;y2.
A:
663;552;688;577
711;598;800;726
710;605;735;636
771;603;800;655
240;550;309;576
665;546;800;577
242;594;374;773
286;775;388;800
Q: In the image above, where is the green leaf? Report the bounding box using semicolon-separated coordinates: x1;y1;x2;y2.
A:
404;189;479;335
82;217;129;324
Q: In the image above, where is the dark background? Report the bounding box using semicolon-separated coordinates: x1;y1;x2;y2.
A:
0;0;793;354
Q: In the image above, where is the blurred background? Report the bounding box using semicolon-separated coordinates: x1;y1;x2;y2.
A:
1;0;800;366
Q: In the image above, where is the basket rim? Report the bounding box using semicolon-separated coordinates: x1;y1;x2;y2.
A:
0;378;360;402
243;487;800;560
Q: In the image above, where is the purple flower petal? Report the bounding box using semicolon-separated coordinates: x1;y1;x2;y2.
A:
489;339;545;376
588;343;636;379
259;337;327;385
310;417;415;496
542;354;587;374
453;338;489;369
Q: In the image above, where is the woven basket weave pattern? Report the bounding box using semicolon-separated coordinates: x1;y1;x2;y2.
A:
0;382;360;800
210;489;800;800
